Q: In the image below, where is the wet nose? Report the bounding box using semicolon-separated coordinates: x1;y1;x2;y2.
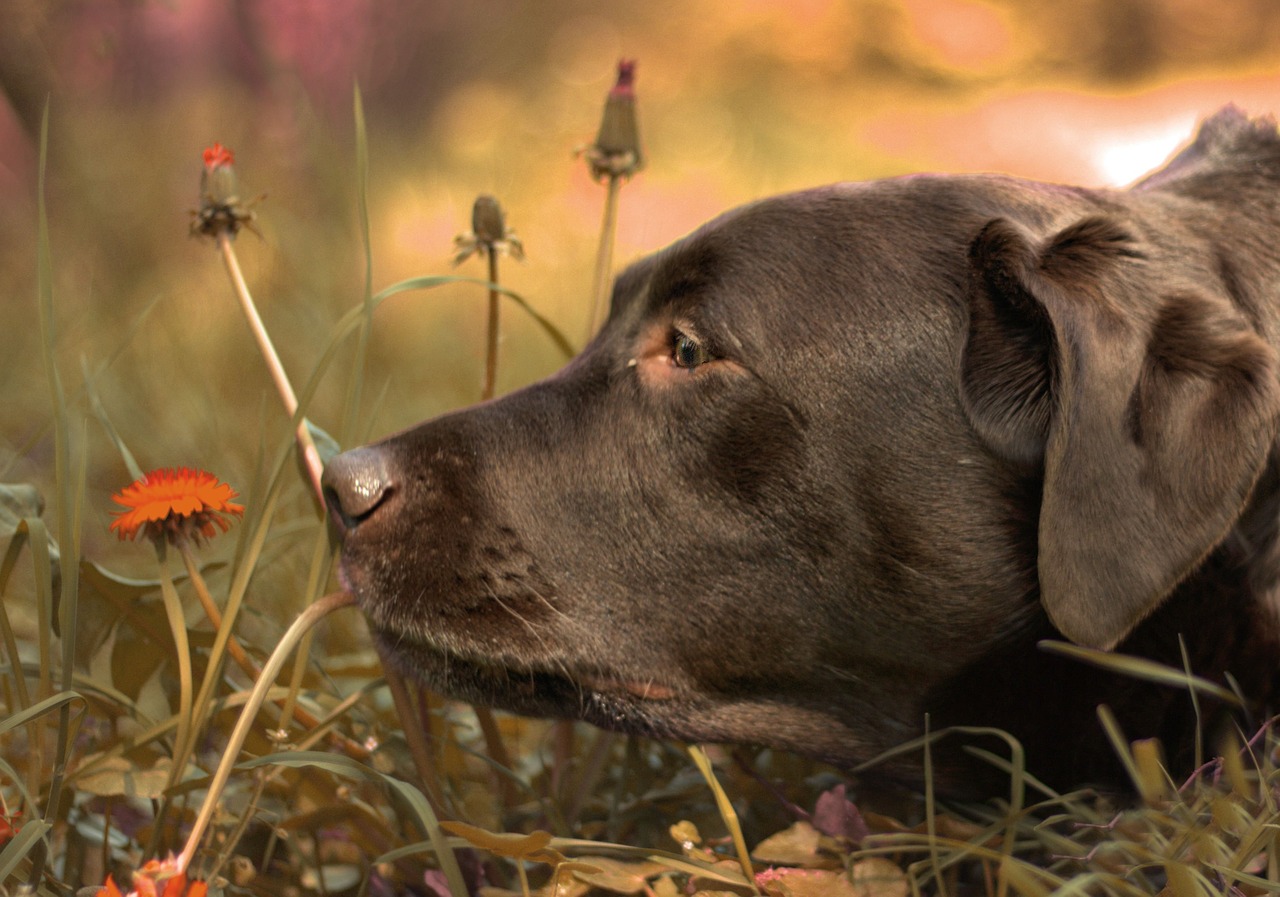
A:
322;446;395;533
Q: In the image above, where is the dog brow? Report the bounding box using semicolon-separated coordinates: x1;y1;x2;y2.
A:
643;241;722;316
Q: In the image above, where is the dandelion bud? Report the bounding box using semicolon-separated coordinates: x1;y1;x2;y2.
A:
201;142;238;206
471;195;506;247
191;142;261;239
453;194;524;265
587;59;643;181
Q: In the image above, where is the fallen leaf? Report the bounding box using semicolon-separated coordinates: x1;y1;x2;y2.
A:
571;857;667;894
752;822;834;868
849;858;908;897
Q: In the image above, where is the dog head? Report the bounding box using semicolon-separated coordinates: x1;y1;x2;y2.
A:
325;108;1280;788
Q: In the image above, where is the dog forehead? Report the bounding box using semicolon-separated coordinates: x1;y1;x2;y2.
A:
617;180;989;329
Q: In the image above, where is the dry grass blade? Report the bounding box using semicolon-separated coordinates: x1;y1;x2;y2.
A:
687;745;758;892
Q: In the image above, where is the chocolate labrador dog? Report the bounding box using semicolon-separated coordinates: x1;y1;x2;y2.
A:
324;107;1280;794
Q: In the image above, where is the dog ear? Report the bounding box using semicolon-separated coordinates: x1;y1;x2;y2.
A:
961;217;1280;649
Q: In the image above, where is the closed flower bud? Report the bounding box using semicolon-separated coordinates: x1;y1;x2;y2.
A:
472;195;506;246
453;194;524;265
586;59;644;181
191;142;262;239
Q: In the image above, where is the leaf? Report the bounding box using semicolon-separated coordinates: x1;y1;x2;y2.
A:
440;820;565;866
751;822;826;868
848;859;908;897
812;784;870;844
569;857;665;894
75;756;172;799
758;867;862;897
305;418;342;467
0;483;61;616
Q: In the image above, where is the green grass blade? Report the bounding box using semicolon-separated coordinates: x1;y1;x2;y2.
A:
0;690;84;738
338;83;376;446
155;548;194;788
82;358;143;481
1039;641;1241;705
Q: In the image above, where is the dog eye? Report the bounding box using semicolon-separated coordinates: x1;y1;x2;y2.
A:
673;332;710;368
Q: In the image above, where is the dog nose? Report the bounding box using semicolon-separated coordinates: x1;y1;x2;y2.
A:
322;447;395;532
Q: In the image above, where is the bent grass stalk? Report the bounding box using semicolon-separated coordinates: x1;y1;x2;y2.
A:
176;590;357;874
215;231;325;502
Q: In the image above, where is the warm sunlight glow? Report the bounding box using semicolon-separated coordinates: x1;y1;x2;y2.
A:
1093;117;1197;186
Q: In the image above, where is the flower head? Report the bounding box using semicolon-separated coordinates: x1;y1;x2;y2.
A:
453;194;524;265
202;142;234;170
98;855;208;897
585;59;643;181
110;468;244;546
191;142;261;239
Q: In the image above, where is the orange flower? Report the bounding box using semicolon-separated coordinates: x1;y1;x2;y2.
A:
98;856;209;897
110;468;244;545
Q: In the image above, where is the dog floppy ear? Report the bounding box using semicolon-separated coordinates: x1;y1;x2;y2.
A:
961;217;1280;649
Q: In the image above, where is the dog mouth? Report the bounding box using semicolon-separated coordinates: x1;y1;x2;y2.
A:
365;620;686;735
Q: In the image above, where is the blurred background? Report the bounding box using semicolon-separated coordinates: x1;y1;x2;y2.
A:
2;0;1280;574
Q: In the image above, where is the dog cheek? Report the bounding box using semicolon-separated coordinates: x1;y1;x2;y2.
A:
698;398;807;506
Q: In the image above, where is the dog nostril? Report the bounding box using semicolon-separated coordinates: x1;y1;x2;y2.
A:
322;447;395;531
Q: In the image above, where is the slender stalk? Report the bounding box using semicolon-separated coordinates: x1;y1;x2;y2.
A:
483;249;500;401
474;702;517;808
216;232;325;502
177;590;357;874
687;745;758;891
382;660;447;814
586;174;622;339
179;542;254;677
157;546;195;792
564;730;617;826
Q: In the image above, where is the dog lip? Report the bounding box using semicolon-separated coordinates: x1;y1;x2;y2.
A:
578;675;678;701
366;622;681;708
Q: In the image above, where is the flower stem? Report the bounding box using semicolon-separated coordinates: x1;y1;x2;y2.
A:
380;660;447;813
177;590;357;875
216;232;325;502
178;541;255;677
483;248;500;401
156;546;195;791
586;174;622;340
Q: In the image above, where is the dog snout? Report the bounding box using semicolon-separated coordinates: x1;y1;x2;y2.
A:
322;446;396;534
